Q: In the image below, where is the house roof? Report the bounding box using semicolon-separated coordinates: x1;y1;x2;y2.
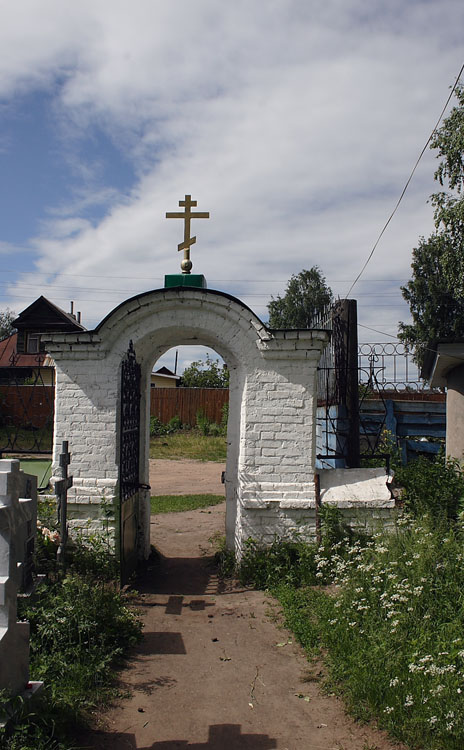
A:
155;366;178;377
152;367;180;381
0;296;86;368
13;295;86;333
421;338;464;387
0;333;49;368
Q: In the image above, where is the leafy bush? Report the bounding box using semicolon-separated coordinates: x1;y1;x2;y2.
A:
196;409;227;437
238;537;319;589
19;575;142;713
395;453;464;521
167;414;182;432
196;409;211;436
0;690;72;750
180;354;229;388
209;533;236;578
150;415;183;436
233;455;464;749
360;427;402;472
67;530;118;580
150;415;165;436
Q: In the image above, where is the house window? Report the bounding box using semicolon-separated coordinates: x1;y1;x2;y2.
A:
26;334;41;353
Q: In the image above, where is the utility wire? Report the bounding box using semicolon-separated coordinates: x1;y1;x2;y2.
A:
0;268;408;284
345;62;464;299
0;279;408;297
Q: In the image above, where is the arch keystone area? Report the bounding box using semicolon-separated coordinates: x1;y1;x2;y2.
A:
45;288;329;574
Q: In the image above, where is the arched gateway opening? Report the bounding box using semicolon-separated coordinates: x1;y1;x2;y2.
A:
46;287;328;581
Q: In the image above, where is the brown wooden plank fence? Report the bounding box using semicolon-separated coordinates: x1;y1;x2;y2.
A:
150;387;229;426
0;385;55;429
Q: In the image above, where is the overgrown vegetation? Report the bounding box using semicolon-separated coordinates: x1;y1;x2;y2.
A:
149;414;183;437
149;408;228;460
238;455;464;750
395;452;464;521
196;403;228;437
1;503;142;750
150;429;226;461
151;493;224;513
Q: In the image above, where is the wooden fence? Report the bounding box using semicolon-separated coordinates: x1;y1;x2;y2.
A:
0;385;55;429
150;387;229;426
0;384;228;433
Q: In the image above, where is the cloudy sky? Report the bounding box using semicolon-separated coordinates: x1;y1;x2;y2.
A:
0;0;463;372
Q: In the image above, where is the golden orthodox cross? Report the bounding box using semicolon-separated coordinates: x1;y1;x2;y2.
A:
166;194;210;274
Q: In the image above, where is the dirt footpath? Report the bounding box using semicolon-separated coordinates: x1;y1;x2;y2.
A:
149;459;225;497
79;461;402;750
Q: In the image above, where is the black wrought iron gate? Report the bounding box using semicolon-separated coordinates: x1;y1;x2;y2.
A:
119;341;141;584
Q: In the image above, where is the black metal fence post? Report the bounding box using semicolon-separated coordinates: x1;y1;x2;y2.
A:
345;300;360;468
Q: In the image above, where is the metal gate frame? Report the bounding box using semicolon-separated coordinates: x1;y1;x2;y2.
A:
119;340;141;584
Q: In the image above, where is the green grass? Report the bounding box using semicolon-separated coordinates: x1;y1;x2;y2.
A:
150;493;224;513
241;520;464;750
1;509;142;750
150;431;227;461
238;455;464;750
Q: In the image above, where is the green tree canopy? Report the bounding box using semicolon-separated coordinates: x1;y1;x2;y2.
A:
267;267;333;328
0;308;16;340
399;85;464;367
180;354;229;388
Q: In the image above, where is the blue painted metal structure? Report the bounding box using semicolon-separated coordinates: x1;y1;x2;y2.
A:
317;397;446;468
359;398;446;464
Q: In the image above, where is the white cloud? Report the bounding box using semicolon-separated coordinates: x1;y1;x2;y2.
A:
0;0;463;342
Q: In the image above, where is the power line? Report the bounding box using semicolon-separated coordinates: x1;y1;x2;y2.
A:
358;323;401;340
0;279;410;298
345;61;464;299
0;267;409;284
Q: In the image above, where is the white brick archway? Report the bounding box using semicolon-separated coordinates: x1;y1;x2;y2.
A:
46;288;328;561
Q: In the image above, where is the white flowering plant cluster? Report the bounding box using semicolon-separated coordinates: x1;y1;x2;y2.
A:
276;516;464;749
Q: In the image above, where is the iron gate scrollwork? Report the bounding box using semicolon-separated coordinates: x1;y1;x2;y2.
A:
119;340;141;584
0;352;54;455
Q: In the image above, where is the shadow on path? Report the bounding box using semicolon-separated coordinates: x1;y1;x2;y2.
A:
82;723;277;749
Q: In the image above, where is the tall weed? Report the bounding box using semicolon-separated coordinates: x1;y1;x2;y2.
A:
19;575;142;714
274;518;464;749
238;537;319;589
395;452;464;521
2;504;143;749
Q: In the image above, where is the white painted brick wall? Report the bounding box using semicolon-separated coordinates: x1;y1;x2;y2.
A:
47;288;338;559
